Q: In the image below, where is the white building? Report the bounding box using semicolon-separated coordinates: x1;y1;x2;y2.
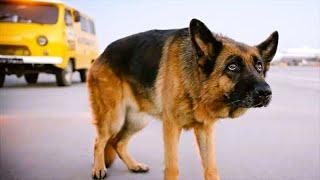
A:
273;47;320;66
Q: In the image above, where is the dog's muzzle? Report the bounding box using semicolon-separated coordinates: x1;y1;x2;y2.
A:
227;82;272;108
250;83;272;107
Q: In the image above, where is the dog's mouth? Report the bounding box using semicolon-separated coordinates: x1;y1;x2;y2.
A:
225;94;272;108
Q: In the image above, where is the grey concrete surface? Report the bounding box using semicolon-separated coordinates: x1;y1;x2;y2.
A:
0;67;319;180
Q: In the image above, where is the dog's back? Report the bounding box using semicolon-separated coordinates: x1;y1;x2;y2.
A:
98;29;185;88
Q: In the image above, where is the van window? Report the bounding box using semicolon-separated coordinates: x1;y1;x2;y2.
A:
80;16;95;35
0;2;58;24
64;9;73;26
80;16;89;32
88;20;96;35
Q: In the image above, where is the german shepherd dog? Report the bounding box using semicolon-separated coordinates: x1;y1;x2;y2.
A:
87;19;278;180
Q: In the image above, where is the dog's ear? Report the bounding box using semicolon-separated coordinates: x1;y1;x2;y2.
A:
189;19;222;58
256;31;279;62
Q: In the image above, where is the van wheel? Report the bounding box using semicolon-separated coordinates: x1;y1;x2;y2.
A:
25;73;39;84
79;69;87;82
0;69;5;88
56;61;73;86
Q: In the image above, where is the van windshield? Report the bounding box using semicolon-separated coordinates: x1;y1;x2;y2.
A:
0;2;58;24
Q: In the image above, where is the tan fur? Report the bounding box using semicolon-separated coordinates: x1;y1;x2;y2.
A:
88;59;152;178
104;141;116;168
194;123;220;180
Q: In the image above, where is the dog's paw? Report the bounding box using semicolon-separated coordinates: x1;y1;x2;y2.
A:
129;163;149;173
205;171;220;180
92;166;107;179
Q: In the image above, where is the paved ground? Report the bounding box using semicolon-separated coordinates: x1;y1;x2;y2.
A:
0;67;319;180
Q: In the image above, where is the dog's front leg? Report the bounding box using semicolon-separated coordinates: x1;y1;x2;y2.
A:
163;118;182;180
194;123;220;180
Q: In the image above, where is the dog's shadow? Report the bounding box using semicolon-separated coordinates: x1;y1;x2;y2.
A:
2;81;83;89
1;75;84;89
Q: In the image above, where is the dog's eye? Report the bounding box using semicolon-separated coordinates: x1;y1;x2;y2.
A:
227;63;239;72
255;62;263;72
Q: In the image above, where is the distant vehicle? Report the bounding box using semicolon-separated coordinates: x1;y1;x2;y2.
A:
0;0;98;87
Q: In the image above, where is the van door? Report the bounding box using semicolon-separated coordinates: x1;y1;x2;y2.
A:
64;9;76;61
86;19;98;64
74;14;90;69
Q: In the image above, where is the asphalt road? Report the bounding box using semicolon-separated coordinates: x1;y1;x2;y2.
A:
0;67;319;180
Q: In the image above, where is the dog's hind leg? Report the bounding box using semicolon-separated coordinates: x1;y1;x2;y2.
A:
92;126;111;179
90;93;125;179
88;61;125;179
113;109;151;173
104;140;117;168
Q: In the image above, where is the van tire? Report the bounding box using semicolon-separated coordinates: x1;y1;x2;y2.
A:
0;69;5;88
56;61;73;86
79;69;87;82
25;73;39;84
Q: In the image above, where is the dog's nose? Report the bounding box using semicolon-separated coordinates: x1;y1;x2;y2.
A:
254;83;272;97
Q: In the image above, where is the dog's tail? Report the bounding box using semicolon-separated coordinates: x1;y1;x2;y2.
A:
104;140;117;168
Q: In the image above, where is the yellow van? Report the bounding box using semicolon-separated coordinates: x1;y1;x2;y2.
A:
0;0;98;87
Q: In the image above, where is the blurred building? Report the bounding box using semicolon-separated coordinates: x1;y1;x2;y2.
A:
272;47;320;66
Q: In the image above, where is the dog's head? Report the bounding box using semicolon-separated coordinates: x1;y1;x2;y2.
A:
189;19;278;119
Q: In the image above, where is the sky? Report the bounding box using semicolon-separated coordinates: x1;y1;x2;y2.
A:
64;0;320;53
